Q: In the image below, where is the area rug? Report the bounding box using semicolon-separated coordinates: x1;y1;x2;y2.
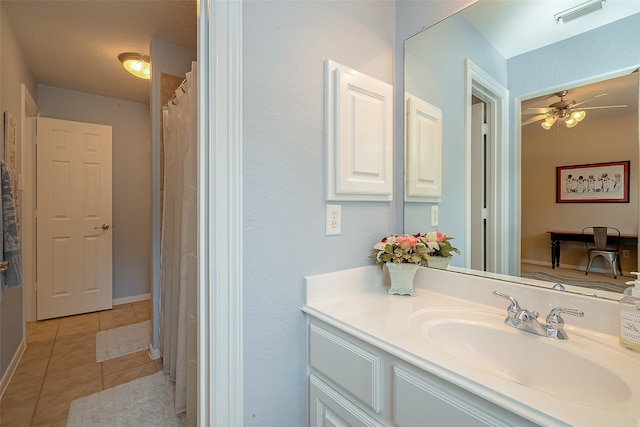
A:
96;320;151;362
67;372;186;426
520;270;625;294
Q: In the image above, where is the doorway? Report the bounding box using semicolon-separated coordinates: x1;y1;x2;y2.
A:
464;59;510;274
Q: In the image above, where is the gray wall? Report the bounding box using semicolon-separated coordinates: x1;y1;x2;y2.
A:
241;2;478;423
0;3;36;378
403;11;507;265
37;86;153;301
242;1;398;424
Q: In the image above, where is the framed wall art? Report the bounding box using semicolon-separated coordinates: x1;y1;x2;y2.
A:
556;160;630;203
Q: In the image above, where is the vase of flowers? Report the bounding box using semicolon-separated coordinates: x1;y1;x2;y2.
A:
421;231;460;269
370;232;459;296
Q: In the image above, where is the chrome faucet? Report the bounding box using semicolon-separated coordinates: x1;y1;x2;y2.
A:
492;291;584;340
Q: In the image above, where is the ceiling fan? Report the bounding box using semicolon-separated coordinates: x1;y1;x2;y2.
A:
522;90;628;130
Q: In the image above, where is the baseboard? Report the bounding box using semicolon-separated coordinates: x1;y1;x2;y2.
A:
113;293;151;306
0;338;26;399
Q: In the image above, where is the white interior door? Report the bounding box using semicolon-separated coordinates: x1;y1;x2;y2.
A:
36;117;113;320
470;102;486;271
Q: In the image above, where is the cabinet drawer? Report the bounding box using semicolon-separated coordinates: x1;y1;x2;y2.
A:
309;324;382;412
309;375;385;427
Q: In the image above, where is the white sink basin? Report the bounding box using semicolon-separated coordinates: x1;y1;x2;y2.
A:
412;308;633;405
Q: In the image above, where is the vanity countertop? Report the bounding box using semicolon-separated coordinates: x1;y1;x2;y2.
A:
303;265;640;427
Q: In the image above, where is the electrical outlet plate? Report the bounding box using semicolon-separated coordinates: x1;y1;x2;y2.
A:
430;205;439;227
326;205;341;235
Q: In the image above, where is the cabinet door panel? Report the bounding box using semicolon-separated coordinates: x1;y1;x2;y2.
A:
393;366;538;427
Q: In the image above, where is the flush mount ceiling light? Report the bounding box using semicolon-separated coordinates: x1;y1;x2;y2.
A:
118;52;151;79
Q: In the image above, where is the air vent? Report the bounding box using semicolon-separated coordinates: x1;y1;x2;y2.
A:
554;0;605;24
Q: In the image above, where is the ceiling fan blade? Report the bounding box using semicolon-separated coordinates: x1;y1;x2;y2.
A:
523;107;552;114
579;104;628;110
572;93;608;107
522;114;547;125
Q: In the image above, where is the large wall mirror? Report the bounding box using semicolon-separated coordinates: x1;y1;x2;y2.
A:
404;0;640;299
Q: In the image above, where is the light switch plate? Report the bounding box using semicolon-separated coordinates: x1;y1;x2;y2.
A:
326;205;341;235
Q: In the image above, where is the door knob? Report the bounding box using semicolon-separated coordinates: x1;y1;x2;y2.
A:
94;223;110;230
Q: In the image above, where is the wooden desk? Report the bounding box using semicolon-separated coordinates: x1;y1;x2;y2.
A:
546;231;638;268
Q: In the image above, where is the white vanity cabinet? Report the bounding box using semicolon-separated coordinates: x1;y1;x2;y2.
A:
307;317;538;427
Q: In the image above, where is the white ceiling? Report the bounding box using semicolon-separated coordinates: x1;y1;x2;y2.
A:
458;0;640;125
461;0;640;59
2;0;197;105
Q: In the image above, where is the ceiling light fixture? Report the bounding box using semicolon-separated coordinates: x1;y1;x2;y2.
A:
118;52;151;79
541;109;586;130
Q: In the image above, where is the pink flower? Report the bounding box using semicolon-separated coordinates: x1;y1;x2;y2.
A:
436;232;446;242
395;235;417;250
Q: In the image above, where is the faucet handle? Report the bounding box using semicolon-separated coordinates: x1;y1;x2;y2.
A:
545;307;584;339
546;307;584;322
492;291;520;314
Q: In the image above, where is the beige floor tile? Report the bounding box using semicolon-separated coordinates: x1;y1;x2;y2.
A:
103;362;161;389
47;349;97;372
55;321;99;338
101;350;152;378
50;333;95;356
41;362;102;396
26;319;60;344
2;299;165;427
32;420;68;427
99;304;138;330
3;370;45;400
132;299;152;321
14;342;53;381
0;399;36;427
31;379;102;426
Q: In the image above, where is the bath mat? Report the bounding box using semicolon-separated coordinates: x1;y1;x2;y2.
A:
520;270;625;294
67;371;186;426
95;320;151;362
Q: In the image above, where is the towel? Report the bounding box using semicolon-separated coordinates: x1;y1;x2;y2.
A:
0;161;21;302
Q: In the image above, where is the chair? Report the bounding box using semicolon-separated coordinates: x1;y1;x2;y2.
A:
582;226;622;279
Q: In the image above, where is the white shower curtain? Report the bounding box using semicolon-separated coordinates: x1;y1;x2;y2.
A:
160;61;197;426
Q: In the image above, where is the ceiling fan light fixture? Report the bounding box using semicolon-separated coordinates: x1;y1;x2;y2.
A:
118;52;151;79
544;115;557;125
572;110;586;122
565;117;578;128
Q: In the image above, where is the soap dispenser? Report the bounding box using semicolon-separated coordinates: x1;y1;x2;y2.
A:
620;271;640;352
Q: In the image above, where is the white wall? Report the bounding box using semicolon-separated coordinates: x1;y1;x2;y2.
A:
37;85;152;300
242;1;397;424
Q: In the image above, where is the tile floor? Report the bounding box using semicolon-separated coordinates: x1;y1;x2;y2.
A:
0;300;161;427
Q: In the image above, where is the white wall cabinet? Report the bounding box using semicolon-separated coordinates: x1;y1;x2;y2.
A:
404;95;442;202
324;60;393;201
307;318;538;427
